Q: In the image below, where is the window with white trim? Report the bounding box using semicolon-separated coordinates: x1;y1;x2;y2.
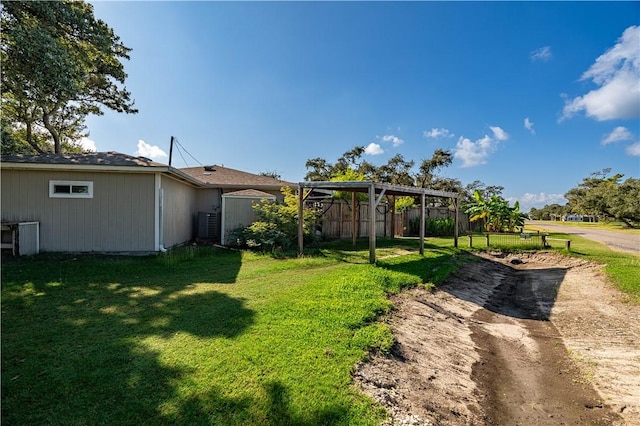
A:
49;180;93;199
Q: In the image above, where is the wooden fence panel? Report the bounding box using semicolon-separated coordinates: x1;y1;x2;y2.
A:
316;201;391;238
315;201;476;238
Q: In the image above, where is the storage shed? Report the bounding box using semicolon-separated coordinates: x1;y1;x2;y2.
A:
220;189;276;245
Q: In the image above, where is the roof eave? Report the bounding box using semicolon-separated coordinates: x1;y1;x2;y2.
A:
1;161;170;174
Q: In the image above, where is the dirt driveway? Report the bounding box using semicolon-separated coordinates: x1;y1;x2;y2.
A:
355;252;640;425
530;221;640;254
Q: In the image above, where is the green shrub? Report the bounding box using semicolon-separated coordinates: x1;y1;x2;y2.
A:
409;217;455;236
241;187;320;252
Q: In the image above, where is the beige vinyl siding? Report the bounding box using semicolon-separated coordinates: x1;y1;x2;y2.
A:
161;175;198;248
221;195;275;245
196;188;222;212
1;169;155;252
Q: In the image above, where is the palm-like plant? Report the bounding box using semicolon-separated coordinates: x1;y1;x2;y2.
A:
506;201;528;232
464;190;491;231
464;190;527;232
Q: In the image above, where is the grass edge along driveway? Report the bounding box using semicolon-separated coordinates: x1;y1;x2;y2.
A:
1;243;460;425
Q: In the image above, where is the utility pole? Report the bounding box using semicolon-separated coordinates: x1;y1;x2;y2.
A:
169;136;174;166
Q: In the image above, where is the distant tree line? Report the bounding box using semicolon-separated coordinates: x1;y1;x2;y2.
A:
528;204;571;221
305;146;526;233
305;146;507;209
530;169;639;228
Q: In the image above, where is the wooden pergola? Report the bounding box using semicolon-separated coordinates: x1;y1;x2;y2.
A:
297;181;459;263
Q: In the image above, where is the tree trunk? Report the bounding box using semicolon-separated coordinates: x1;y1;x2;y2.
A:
24;122;45;154
42;112;61;153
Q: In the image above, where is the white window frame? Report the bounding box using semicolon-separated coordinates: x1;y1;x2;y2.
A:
49;180;94;199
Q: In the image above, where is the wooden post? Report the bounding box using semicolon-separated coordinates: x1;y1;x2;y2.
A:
297;186;304;256
566;240;571;251
351;191;357;247
369;184;376;264
339;201;343;239
419;193;425;256
485;233;490;247
454;197;459;248
390;196;395;239
542;234;547;248
468;234;473;248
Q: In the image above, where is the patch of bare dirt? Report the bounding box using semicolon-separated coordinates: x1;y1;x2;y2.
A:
354;252;640;425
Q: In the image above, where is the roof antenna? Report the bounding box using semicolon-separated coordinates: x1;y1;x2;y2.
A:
169;136;174;166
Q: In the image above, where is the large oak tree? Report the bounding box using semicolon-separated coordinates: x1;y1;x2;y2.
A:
1;0;137;154
565;169;640;227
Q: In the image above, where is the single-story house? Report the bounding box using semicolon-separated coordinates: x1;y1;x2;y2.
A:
1;152;293;254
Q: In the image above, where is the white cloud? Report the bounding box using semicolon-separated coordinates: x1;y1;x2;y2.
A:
561;26;640;121
602;126;634;145
381;134;404;146
135;140;168;159
524;117;535;135
454;135;498;167
530;46;552;62
364;142;384;155
489;126;509;141
513;193;567;211
424;128;454;139
626;142;640;156
77;137;97;152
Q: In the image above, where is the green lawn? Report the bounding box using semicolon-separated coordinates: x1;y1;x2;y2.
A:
1;242;460;425
3;235;636;425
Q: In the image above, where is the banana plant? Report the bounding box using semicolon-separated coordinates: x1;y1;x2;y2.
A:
464;190;491;231
464;190;527;232
506;201;528;232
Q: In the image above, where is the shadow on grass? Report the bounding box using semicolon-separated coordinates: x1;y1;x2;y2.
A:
318;237;452;264
265;381;348;425
375;247;460;285
0;248;265;425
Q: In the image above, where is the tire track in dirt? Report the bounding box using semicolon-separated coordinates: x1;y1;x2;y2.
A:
470;262;619;425
354;252;638;425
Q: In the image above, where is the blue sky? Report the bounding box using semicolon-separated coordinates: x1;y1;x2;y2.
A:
85;1;640;211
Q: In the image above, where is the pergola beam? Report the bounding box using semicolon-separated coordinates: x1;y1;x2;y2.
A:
298;180;457;198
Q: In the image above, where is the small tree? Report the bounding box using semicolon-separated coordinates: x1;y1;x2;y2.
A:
330;168;368;202
465;190;527;232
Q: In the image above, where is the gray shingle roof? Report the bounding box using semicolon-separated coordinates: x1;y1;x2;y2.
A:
1;152;167;167
1;152;296;189
181;165;294;188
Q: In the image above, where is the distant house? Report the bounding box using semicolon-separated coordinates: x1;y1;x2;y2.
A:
1;152;292;254
562;213;598;223
562;214;583;222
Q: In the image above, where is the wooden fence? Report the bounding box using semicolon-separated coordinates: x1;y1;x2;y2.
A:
314;200;392;238
313;201;474;239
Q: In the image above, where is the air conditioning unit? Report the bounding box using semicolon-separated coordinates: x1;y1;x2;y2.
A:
197;212;220;242
1;221;39;256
